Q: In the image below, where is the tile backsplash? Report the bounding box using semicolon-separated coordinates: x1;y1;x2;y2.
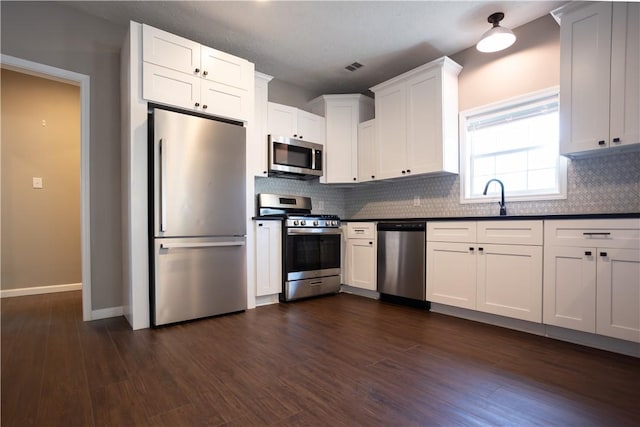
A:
255;151;640;219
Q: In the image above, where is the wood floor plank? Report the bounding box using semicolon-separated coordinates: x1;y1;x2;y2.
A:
2;291;639;426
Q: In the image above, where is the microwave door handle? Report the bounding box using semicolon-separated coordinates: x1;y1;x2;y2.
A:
312;149;319;171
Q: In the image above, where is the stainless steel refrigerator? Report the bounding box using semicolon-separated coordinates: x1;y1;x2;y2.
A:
150;107;247;326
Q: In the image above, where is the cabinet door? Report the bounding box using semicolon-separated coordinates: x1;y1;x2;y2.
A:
476;244;543;322
142;24;201;75
201;80;251;122
142;62;201;111
297;110;325;144
426;242;476;309
559;2;612;155
405;69;442;175
358;119;377;182
251;75;270;177
255;222;282;296
375;84;407;179
267;102;298;137
200;46;253;91
324;100;358;183
346;239;377;290
543;246;596;333
610;2;640;148
596;248;640;342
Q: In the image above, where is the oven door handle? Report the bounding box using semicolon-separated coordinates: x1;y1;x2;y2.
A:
287;228;342;235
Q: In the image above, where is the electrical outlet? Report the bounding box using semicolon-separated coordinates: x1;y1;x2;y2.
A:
317;200;325;210
32;177;43;189
413;196;420;207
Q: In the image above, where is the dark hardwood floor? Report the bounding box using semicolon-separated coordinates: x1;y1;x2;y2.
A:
2;290;639;426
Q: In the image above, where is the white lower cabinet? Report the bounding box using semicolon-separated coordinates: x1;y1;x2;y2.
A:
544;219;640;343
427;221;543;322
255;221;282;297
344;223;377;291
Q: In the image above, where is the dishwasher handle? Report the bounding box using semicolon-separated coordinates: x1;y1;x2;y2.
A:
377;222;426;232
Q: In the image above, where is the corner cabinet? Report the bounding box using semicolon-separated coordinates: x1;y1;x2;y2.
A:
554;2;640;157
141;24;254;122
427;221;543;322
267;102;325;145
343;223;377;291
255;220;282;297
307;94;375;184
543;219;640;342
370;57;461;180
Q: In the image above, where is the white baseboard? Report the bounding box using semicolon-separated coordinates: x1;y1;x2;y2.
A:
1;283;82;298
91;306;124;320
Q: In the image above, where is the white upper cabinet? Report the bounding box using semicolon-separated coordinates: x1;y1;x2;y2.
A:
555;2;639;157
307;94;374;184
371;56;461;180
358;119;377;182
141;24;254;121
249;72;273;177
267;102;325;145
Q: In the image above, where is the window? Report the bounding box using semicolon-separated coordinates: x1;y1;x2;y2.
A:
460;87;567;203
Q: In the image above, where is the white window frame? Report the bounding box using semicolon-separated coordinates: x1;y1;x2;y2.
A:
459;87;567;205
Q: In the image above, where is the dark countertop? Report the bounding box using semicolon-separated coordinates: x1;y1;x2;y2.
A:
342;213;640;222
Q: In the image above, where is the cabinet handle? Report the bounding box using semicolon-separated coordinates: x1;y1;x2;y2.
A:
598;140;606;146
478;247;484;252
258;223;263;227
203;70;208;76
583;232;611;236
585;251;592;256
469;247;475;252
195;102;200;107
612;137;621;143
203;105;208;109
195;68;200;73
600;252;608;257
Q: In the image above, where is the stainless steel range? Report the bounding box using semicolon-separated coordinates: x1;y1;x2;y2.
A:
257;194;341;301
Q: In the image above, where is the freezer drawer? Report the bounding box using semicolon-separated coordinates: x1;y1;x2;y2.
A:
153;237;247;326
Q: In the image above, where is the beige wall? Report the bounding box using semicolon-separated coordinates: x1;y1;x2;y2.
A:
1;70;81;288
451;14;560;111
1;1;126;308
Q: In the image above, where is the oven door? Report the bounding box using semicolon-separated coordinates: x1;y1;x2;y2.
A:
285;228;341;281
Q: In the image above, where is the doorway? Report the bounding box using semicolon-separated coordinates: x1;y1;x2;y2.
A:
0;55;91;320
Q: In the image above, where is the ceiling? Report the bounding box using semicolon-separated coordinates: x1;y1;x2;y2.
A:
60;1;566;95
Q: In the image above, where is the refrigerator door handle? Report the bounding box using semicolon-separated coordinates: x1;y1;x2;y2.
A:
160;241;246;250
159;138;167;232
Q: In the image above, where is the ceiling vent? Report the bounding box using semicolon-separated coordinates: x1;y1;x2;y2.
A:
345;62;364;72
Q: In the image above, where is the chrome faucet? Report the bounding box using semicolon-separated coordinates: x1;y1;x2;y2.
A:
483;178;507;216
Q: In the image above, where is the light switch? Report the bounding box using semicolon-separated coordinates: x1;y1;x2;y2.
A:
32;177;43;189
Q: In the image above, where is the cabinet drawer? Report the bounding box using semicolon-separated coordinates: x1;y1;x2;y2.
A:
477;220;543;245
545;219;640;249
427;222;476;243
347;222;376;239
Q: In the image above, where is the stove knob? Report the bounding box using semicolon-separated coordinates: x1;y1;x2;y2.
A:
313;220;319;226
293;220;299;226
333;220;339;226
301;220;306;226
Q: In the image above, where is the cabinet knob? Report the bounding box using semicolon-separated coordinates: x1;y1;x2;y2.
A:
401;170;406;174
353;177;357;181
406;169;411;173
371;175;375;179
293;134;298;137
203;105;208;109
469;247;475;252
299;135;303;139
478;247;484;252
263;170;267;174
598;140;606;146
203;70;208;76
195;102;200;107
600;252;608;257
585;251;592;256
195;68;200;73
258;223;263;227
369;241;373;245
612;137;621;143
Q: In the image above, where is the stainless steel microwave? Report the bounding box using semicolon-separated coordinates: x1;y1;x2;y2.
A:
268;135;323;179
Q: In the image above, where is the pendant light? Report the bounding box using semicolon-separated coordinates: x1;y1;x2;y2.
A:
476;12;516;53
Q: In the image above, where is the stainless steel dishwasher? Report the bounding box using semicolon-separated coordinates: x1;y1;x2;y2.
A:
377;222;427;306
